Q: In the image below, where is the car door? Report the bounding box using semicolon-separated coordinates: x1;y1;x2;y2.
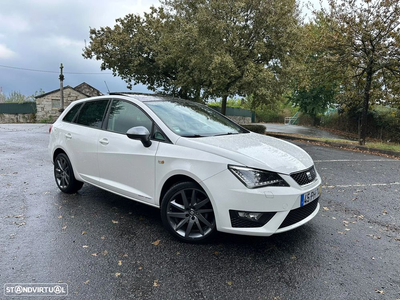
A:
62;99;109;185
97;99;159;204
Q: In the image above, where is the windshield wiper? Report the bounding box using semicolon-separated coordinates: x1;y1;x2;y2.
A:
182;134;205;138
213;132;239;137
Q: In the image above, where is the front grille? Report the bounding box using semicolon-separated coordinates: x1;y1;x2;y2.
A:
229;211;276;228
278;198;319;229
291;166;317;186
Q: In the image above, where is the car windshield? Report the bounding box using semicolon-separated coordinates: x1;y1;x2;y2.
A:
145;100;248;137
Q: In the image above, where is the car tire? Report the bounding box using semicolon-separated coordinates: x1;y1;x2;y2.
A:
54;153;84;194
161;181;216;243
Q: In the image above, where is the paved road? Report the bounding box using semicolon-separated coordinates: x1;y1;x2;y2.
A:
263;123;349;140
1;124;399;300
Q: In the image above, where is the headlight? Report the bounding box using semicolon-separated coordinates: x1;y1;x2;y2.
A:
228;165;289;188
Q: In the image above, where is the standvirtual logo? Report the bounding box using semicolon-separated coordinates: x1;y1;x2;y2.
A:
4;283;68;297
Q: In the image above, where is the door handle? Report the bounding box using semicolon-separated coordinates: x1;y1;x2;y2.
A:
99;138;109;145
65;133;72;140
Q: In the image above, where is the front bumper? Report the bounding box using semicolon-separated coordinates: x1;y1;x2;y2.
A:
201;169;322;236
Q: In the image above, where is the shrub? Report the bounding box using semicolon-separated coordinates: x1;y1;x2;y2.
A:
321;106;400;143
255;104;297;123
297;113;322;126
255;109;284;123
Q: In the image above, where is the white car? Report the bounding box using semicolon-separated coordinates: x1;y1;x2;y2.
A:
49;93;321;243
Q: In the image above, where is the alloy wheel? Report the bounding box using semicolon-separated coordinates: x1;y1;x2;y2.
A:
162;182;216;242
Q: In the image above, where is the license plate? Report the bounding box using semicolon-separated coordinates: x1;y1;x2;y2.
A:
301;185;321;207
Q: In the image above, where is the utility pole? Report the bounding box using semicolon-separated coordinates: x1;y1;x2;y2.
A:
59;63;65;112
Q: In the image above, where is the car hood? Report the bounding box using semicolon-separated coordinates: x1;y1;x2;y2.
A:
176;133;313;174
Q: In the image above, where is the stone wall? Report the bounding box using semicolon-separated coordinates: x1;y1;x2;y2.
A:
227;116;252;125
0;113;36;123
36;88;87;122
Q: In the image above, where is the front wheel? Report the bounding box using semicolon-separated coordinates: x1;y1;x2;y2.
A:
161;182;216;243
54;153;84;194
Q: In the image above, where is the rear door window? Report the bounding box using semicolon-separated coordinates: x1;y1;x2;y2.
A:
76;100;109;129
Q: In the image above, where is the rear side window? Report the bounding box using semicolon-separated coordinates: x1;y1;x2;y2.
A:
63;103;83;123
76;100;109;128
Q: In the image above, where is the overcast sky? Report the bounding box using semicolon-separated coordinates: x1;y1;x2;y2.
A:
0;0;160;96
0;0;318;97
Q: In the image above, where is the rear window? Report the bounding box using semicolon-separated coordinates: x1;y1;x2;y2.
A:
76;100;109;128
63;103;83;123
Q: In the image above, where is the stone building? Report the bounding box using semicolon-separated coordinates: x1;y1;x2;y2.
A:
35;82;102;122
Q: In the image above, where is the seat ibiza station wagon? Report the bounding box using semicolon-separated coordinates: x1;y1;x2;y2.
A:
49;93;321;243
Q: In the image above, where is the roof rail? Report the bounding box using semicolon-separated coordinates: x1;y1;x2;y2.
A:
108;92;184;101
109;92;159;96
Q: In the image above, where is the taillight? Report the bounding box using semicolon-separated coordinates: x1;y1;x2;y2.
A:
49;124;53;133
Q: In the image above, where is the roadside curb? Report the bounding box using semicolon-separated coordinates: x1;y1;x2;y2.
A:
266;132;400;158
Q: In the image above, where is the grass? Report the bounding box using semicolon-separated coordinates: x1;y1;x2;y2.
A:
323;138;400;152
364;142;400;152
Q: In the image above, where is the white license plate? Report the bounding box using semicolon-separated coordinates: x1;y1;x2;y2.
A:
301;186;321;207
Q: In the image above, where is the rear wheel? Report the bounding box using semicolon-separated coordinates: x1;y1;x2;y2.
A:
161;182;216;243
54;153;83;194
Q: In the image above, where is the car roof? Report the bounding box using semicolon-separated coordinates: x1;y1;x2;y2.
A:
110;92;182;102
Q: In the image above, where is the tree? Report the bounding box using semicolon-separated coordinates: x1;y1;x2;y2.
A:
288;22;343;125
5;91;30;103
289;85;337;125
310;0;400;145
1;90;42;103
83;0;301;114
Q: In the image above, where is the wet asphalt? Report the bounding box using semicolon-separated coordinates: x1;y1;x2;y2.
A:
1;124;399;300
264;123;349;140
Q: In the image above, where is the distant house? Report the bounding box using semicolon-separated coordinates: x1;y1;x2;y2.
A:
35;82;102;121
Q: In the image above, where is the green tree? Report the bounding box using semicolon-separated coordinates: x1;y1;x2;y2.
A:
1;90;42;103
83;0;301;114
288;23;342;125
289;85;337;125
309;0;400;145
5;91;29;103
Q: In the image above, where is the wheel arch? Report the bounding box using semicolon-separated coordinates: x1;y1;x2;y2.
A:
53;148;67;163
52;148;83;183
159;174;200;206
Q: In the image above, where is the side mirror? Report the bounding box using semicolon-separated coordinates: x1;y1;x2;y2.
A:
126;126;152;148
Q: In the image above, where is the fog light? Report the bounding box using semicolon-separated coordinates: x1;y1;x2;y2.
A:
238;212;263;221
230;210;276;228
